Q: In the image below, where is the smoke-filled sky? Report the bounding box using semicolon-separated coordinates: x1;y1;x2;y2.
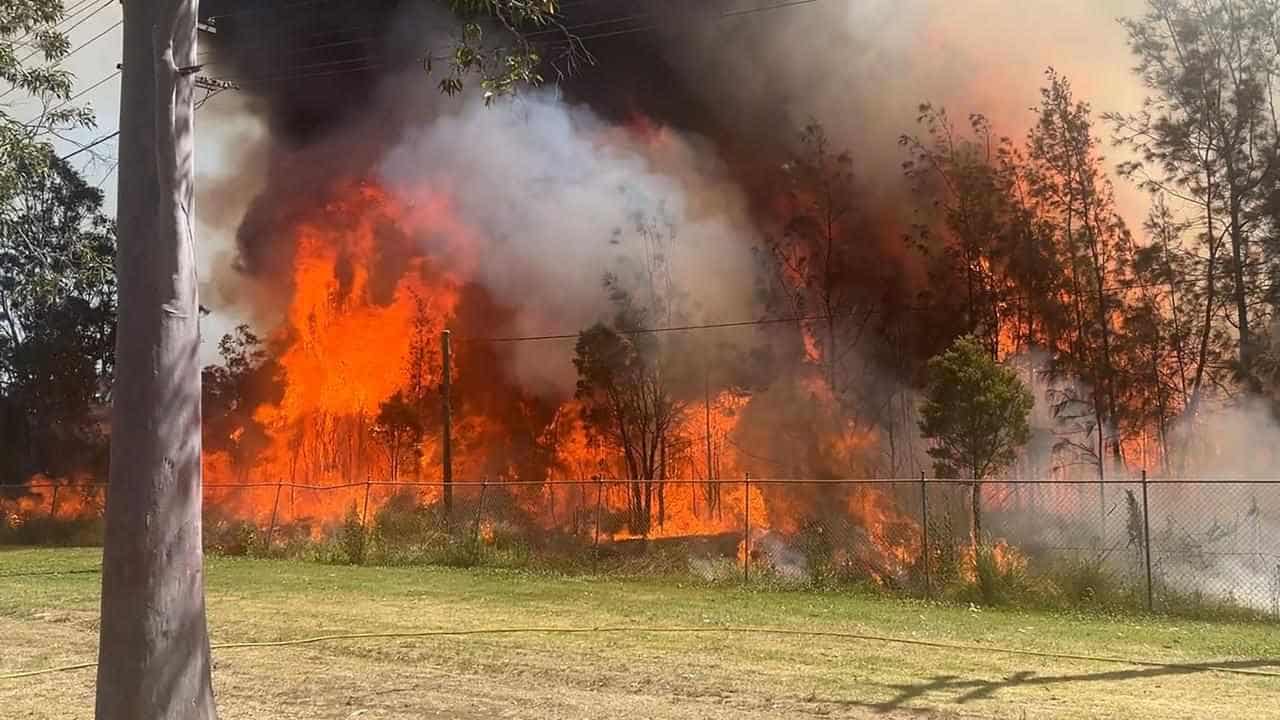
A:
25;0;1151;362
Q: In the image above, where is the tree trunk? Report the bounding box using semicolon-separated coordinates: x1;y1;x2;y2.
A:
96;2;216;719
1227;192;1255;390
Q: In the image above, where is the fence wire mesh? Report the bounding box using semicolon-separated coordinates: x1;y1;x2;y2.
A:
4;476;1279;616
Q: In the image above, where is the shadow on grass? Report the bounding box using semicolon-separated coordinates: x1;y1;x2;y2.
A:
845;658;1280;713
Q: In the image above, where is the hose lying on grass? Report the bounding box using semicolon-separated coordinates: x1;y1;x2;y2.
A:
3;625;1279;681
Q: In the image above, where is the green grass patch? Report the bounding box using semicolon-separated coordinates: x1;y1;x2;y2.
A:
1;548;1279;719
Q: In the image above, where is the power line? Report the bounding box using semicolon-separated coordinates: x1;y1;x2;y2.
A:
545;0;820;44
56;75;242;162
196;0;820;89
5;0;98;46
457;270;1212;345
53;0;116;48
460;314;836;344
12;0;116;65
58;0;102;23
44;68;118;114
0;0;116;103
203;0;351;22
7;14;125;105
196;30;381;62
59;129;117;161
62;18;121;59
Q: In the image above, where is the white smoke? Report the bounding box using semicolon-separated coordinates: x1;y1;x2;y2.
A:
376;90;763;395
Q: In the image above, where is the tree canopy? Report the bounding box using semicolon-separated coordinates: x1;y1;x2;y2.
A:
919;335;1033;481
1;0;96;207
0;148;115;484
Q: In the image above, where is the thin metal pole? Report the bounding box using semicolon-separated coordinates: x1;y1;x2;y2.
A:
704;366;714;513
441;329;454;520
266;479;283;553
920;471;931;599
1141;469;1154;612
593;475;603;574
361;474;372;530
473;476;488;551
743;472;751;583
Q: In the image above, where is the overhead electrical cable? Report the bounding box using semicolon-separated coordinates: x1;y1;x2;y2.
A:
59;129;118;160
197;0;821;87
11;0;117;66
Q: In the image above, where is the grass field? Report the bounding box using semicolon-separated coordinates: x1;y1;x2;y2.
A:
1;548;1278;719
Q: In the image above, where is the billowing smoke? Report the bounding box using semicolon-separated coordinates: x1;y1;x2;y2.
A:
197;0;1153;357
376;91;763;393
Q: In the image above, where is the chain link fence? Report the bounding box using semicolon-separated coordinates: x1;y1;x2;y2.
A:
5;476;1280;616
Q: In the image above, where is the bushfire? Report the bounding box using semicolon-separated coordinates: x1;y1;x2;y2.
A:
7;171;929;578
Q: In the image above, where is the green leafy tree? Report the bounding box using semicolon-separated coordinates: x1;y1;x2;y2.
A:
437;0;590;102
919;335;1033;541
1;0;96;206
0;148;114;484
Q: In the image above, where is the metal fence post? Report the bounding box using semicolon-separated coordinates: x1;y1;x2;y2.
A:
266;479;283;553
1141;469;1154;612
48;482;60;522
473;476;489;552
592;475;603;574
361;475;373;531
920;471;931;599
743;472;751;583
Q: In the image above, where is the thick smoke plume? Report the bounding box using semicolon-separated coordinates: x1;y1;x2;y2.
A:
376;92;763;393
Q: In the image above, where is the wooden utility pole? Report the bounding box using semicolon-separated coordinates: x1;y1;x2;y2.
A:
96;1;218;719
441;329;453;517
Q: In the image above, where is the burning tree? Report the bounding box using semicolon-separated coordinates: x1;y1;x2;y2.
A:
919;335;1033;542
900;104;1069;361
202;326;281;483
758;123;912;477
573;307;686;537
1027;69;1134;478
1108;0;1280;396
766;124;885;421
372;390;424;484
